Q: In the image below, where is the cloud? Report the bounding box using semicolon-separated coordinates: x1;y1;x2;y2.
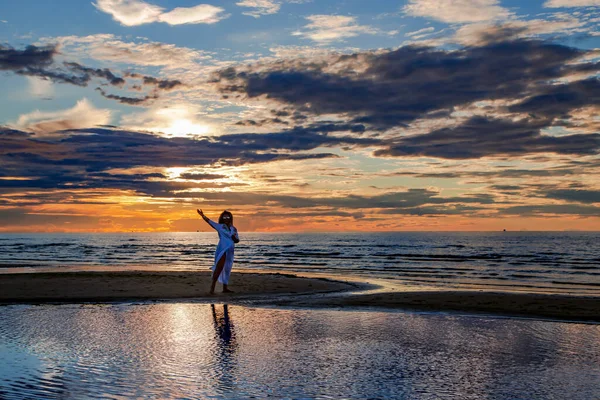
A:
374;116;600;159
292;15;378;43
53;34;211;69
167;188;494;212
0;45;111;86
501;204;600;216
405;27;436;38
11;99;112;134
215;38;600;161
236;0;280;17
447;16;587;46
63;62;125;86
403;0;512;24
544;0;600;7
93;0;228;26
120;104;216;136
509;78;600;119
1;42;186;104
93;0;163;26
0;125;374;201
126;73;184;90
179;172;227;180
0;44;55;71
216;40;596;132
26;76;53;98
395;166;589;180
158;4;228;25
96;88;158;105
0;124;372;174
3;123;598;221
543;189;600;203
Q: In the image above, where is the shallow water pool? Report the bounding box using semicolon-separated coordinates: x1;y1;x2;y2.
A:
1;304;599;399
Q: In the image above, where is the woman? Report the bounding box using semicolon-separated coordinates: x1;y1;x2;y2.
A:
197;209;240;294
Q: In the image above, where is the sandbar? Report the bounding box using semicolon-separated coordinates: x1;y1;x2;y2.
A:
1;271;598;322
0;271;356;303
277;290;600;322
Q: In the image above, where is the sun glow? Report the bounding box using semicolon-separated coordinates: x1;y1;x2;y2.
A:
122;105;214;137
163;117;210;136
153;107;211;137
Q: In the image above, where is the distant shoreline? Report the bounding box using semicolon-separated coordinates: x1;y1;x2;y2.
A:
1;271;599;322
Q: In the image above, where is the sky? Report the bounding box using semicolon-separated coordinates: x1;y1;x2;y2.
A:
0;0;599;232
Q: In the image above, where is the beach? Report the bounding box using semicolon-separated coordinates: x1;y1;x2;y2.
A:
0;271;356;303
1;271;599;322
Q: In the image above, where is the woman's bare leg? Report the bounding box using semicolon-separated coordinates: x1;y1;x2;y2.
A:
210;254;227;294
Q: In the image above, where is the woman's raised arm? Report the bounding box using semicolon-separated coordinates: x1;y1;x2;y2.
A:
197;209;232;236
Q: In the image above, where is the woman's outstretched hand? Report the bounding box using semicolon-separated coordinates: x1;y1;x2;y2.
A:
197;209;204;217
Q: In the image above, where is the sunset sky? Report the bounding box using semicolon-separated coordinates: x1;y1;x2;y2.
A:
1;0;599;232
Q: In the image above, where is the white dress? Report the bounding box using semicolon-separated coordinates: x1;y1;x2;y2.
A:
207;219;239;285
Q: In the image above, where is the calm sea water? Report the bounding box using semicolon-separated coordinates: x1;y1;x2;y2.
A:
1;232;599;294
1;303;599;399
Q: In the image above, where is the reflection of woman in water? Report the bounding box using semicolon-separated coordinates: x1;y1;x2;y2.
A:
211;304;236;350
211;304;237;392
198;209;240;295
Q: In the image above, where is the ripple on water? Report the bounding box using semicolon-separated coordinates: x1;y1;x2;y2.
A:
1;304;600;399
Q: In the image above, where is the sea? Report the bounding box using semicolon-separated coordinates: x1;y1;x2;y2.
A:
1;231;599;295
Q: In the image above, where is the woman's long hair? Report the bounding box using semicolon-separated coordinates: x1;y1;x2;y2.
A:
218;210;234;225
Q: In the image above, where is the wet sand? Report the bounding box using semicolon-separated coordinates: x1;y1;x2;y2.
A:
1;271;598;322
278;290;600;322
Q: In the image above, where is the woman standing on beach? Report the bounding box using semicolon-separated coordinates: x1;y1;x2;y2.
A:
198;209;240;294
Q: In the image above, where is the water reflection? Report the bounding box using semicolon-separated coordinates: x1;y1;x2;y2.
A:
211;304;237;394
0;304;599;399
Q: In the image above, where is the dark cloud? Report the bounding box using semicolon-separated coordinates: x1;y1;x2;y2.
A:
179;173;227;180
217;123;369;151
378;204;486;215
142;76;183;90
1;44;102;86
215;39;600;161
0;44;55;71
374;116;600;159
235;118;288;127
96;87;159;105
235;120;259;126
0;126;372;198
216;40;592;130
509;78;600;119
490;185;522;191
394;167;587;180
169;188;495;210
64;62;125;86
500;204;600;216
543;189;600;204
125;72;184;90
0;126;498;214
1;44;184;103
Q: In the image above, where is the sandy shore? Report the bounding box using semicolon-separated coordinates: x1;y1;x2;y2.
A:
1;271;599;322
0;271;357;303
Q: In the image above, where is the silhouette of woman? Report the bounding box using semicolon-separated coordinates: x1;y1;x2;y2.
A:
198;209;240;294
